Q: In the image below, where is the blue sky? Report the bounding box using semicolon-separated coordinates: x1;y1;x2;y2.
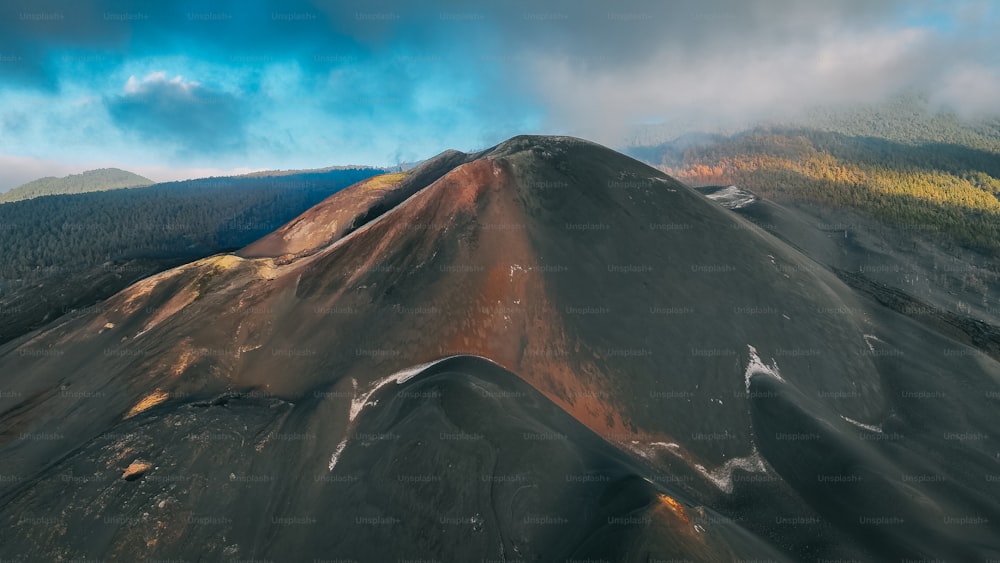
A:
1;0;998;190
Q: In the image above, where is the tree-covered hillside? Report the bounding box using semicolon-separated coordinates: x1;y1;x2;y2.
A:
0;168;379;279
647;125;1000;251
0;167;382;343
0;168;154;203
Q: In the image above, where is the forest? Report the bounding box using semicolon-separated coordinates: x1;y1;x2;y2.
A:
0;167;380;343
659;127;1000;251
0;167;379;281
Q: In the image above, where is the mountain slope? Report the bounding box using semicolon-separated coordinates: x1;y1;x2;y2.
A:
0;168;153;203
238;149;467;259
0;167;381;344
1;136;998;561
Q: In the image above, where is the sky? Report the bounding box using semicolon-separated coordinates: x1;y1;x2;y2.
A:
1;0;998;191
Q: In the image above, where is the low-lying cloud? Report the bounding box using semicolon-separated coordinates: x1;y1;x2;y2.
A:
106;71;247;155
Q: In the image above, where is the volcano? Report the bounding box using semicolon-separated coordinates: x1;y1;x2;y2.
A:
1;136;998;561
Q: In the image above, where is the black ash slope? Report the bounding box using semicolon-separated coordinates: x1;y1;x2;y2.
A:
0;136;998;561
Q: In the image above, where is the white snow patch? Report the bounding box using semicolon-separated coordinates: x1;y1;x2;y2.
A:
651;177;676;191
632;345;782;494
631;441;770;494
329;355;507;471
327;438;349;470
744;345;785;393
841;415;882;433
863;334;882;352
348;360;435;423
649;441;680;450
332;363;435;471
704;186;758;210
693;454;768;494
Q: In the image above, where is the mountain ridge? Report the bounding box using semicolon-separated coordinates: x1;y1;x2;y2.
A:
0;167;153;203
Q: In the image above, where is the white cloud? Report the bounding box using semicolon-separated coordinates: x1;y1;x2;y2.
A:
107;70;246;154
525;25;952;144
123;71;199;95
931;64;1000;117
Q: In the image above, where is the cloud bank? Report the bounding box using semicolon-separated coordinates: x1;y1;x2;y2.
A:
0;0;997;189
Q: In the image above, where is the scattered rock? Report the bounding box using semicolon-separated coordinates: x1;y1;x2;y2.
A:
122;460;152;481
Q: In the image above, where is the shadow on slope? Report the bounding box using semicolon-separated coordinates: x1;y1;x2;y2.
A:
0;356;795;562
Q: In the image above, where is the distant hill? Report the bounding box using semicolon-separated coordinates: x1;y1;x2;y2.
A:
235;165;386;178
645;126;1000;251
626;98;1000;251
0;166;382;343
0;167;154;203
